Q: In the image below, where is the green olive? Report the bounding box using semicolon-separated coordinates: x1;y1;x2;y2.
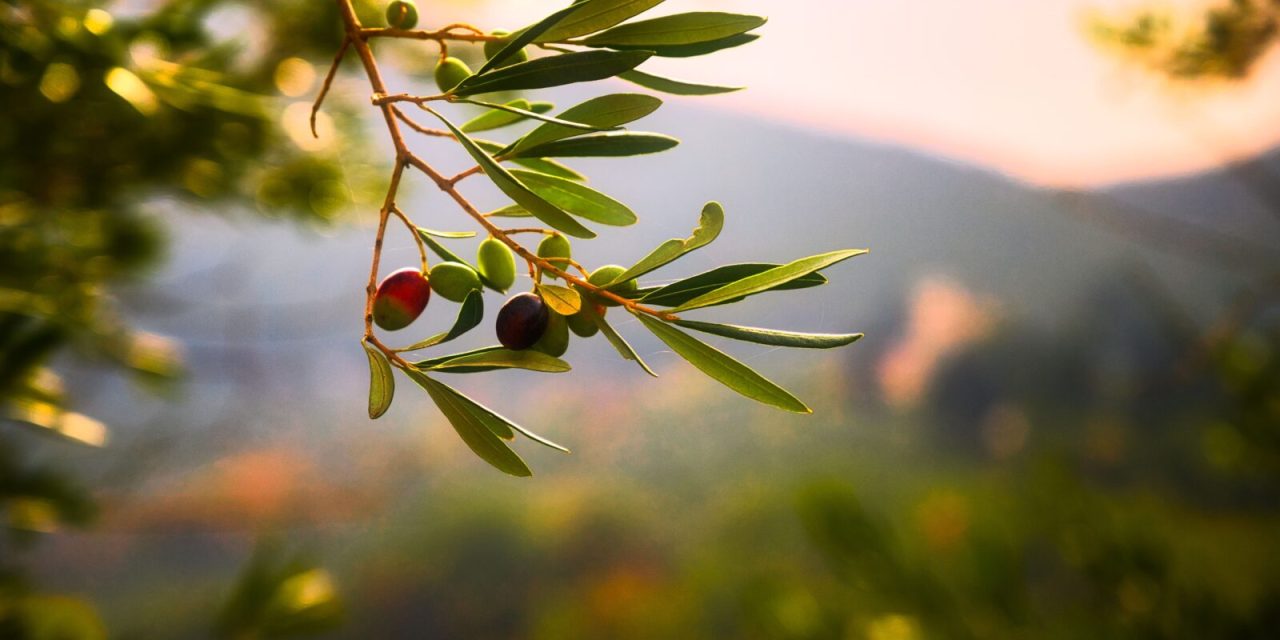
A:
567;303;602;337
483;30;529;68
531;307;569;357
476;237;516;292
536;233;572;279
385;0;419;29
433;56;472;93
428;261;482;302
586;264;637;306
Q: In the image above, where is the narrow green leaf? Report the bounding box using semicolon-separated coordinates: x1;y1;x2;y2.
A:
363;341;395;419
417;230;504;291
581;12;766;47
408;371;532;477
486;204;531;218
460;98;534;133
536;0;666;43
586;304;657;377
511;132;678;158
635;314;810;413
510;169;636;226
456;98;620;132
673;320;863;349
640;263;827;307
615;202;722;282
417;228;476;239
618;69;742;95
397;290;484;351
420;347;571;373
537;283;582;315
512;157;586;181
453;50;652;97
427;109;596;239
602;33;759;58
672;249;868;312
506;93;662;157
476;3;584;75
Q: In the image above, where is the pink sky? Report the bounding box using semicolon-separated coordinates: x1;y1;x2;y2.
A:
463;0;1280;187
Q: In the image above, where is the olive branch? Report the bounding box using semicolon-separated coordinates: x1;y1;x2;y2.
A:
315;0;867;476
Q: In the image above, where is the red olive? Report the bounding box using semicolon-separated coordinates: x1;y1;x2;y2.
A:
372;268;431;331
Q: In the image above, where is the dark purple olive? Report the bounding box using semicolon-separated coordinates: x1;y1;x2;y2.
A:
496;292;549;350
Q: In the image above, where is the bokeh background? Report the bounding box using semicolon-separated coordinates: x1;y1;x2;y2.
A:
3;0;1279;638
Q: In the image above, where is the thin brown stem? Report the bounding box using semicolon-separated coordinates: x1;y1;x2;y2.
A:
360;27;499;43
372;93;447;107
311;36;349;138
391;205;430;272
448;165;484;185
391;106;453;138
330;0;680;358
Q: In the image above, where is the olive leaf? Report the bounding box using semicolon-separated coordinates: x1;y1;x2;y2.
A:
614;202;723;283
452;50;652;97
635;314;810;413
512;157;586;181
585;304;657;377
408;371;532;477
618;69;742;95
417;346;571;373
671;249;868;312
362;340;395;419
640;263;827;307
672;320;863;349
509;132;678;158
453;98;620;132
427;109;597;239
397;290;484;352
417;228;476;239
600;33;759;58
510;169;636;226
476;2;584;74
536;283;582;315
580;12;766;47
535;0;666;43
504;93;662;157
460;99;553;133
475;139;587;181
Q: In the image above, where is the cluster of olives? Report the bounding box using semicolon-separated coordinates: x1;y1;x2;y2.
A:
372;232;636;358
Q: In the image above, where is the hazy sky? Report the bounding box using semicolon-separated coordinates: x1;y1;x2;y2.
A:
461;0;1280;187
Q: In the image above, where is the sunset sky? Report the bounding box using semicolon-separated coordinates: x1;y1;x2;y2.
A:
458;0;1280;187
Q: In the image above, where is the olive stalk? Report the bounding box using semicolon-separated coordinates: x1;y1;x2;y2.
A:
322;0;678;372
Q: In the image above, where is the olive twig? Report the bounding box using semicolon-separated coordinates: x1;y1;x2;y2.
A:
390;205;429;272
310;36;349;138
330;0;681;352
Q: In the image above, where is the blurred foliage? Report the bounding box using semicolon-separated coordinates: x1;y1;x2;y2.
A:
1;0;379;636
1091;0;1279;79
215;538;344;639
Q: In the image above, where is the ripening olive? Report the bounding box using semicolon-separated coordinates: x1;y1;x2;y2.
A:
536;233;572;279
483;30;529;68
428;261;482;302
385;0;419;29
434;56;472;93
476;237;516;292
567;303;604;337
531;309;569;357
496;292;549;350
586;264;637;306
373;267;431;331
